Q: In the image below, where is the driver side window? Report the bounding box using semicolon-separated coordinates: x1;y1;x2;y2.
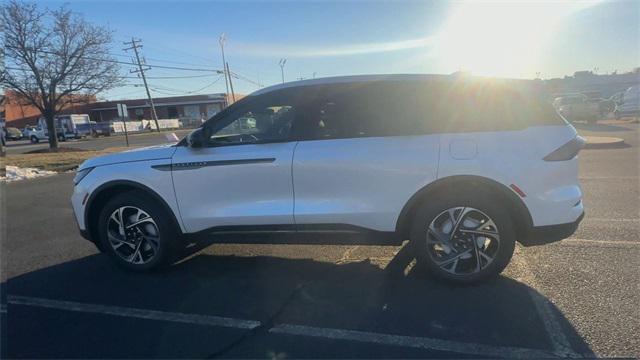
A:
207;95;296;146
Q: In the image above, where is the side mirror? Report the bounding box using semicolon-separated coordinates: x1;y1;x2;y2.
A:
186;127;208;148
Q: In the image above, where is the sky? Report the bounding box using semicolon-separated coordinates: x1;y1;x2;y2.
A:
39;0;640;100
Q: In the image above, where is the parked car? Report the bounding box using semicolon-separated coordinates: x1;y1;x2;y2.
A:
23;124;67;143
72;74;585;283
614;85;640;119
5;127;23;140
595;97;616;116
90;121;112;137
610;91;625;105
552;94;600;123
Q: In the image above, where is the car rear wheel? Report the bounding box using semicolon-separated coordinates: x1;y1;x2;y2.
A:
98;192;179;271
410;192;516;283
30;135;39;143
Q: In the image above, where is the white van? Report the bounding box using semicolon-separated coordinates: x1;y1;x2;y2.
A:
26;114;91;143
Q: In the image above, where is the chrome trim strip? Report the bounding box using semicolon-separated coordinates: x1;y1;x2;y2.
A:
152;158;275;171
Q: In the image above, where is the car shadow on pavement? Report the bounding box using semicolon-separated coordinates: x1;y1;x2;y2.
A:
3;243;594;358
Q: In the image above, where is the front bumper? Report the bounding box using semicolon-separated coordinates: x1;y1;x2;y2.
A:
519;211;584;246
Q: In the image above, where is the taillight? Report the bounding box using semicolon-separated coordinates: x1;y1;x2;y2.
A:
543;136;586;161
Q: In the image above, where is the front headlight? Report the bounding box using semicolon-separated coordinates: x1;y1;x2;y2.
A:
73;167;94;185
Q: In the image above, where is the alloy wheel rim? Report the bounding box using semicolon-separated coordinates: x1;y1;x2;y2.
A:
426;207;500;275
107;206;160;265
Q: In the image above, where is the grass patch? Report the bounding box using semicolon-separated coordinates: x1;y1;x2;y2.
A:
4;146;130;172
26;146;87;154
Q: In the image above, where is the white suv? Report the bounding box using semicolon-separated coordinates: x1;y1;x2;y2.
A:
72;75;585;283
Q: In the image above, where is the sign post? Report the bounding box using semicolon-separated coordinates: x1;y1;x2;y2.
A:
117;103;129;147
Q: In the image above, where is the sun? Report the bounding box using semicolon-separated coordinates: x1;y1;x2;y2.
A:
433;1;599;78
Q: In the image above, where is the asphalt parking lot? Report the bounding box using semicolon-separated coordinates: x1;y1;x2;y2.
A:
1;120;638;358
4;129;193;155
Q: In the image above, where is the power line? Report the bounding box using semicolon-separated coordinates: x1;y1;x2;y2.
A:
230;70;263;87
7;45;263;91
108;51;218;69
149;75;224;95
122;74;219;80
6;46;224;73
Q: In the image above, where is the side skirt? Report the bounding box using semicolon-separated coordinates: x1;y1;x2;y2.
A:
183;224;404;247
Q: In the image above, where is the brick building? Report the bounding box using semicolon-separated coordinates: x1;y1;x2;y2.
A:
3;91;235;128
3;90;96;128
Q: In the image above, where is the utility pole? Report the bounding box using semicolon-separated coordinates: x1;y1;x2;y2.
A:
226;62;236;103
124;38;160;132
219;33;231;108
279;58;287;84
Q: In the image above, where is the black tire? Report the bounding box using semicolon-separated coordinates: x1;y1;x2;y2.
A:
410;190;516;284
30;135;39;144
97;191;180;271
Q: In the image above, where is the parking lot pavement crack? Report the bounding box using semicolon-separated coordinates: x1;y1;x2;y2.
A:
206;282;307;359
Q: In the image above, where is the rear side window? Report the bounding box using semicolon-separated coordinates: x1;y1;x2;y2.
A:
292;79;566;141
432;81;567;132
293;82;438;140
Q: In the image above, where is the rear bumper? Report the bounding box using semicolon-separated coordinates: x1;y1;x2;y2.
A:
519;211;584;246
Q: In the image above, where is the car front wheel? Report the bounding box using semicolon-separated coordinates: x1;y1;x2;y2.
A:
98;192;179;271
410;191;516;283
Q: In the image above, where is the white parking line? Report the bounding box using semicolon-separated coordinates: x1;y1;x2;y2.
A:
270;323;556;358
8;294;560;358
580;176;639;180
513;248;580;358
584;218;639;223
564;238;640;246
7;295;260;329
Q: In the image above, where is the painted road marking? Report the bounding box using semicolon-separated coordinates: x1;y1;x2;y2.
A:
270;323;556;358
513;247;580;358
9;294;560;358
584;218;639;223
8;295;260;329
563;238;640;246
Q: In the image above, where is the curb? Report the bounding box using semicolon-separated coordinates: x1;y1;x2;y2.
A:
583;136;626;149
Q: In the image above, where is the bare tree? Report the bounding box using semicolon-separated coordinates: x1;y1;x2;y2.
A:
2;1;121;149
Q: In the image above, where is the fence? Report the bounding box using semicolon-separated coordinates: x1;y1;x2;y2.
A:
111;119;181;133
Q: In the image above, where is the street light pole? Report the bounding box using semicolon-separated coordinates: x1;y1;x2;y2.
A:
219;33;231;107
279;58;287;84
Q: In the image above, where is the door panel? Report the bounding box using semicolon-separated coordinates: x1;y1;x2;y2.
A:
172;142;296;233
292;135;440;232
